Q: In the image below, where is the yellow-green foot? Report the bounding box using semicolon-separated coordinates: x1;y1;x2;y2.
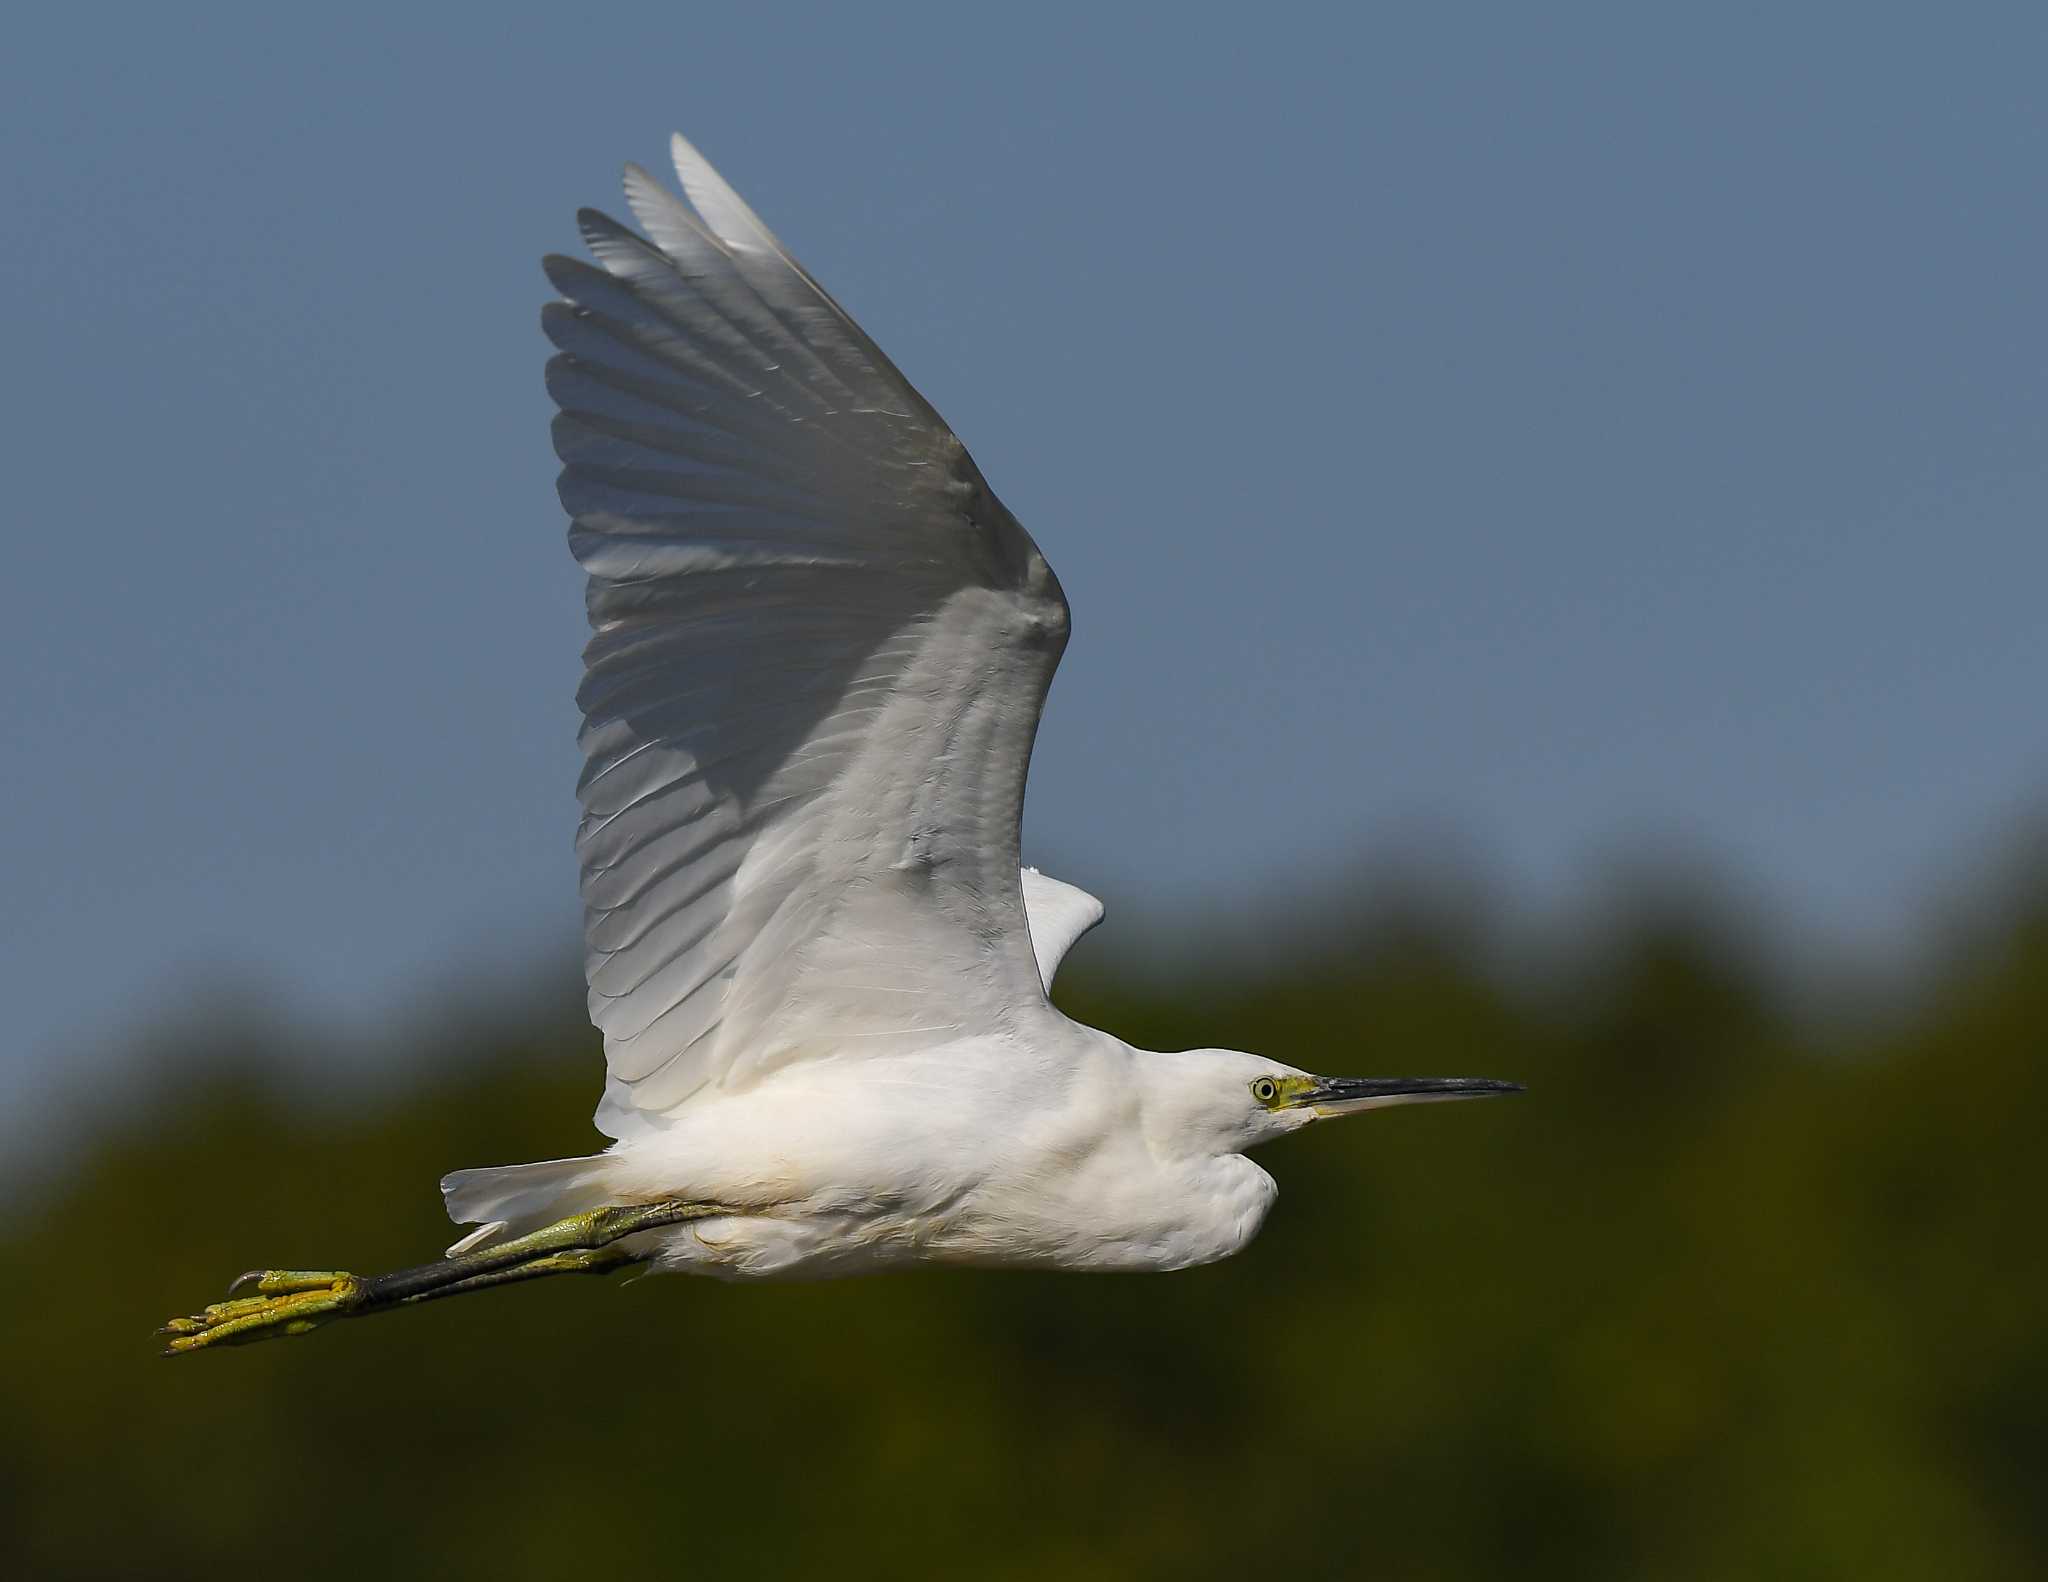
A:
159;1270;365;1355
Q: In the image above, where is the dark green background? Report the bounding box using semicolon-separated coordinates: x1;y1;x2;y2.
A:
4;864;2041;1579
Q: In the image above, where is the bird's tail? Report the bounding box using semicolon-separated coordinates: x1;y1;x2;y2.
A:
439;1154;619;1257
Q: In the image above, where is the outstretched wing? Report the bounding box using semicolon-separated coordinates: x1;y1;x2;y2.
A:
548;137;1071;1131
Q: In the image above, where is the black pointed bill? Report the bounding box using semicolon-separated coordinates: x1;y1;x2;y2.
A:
1302;1075;1525;1115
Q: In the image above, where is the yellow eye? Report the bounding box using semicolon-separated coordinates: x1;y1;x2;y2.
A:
1250;1077;1280;1104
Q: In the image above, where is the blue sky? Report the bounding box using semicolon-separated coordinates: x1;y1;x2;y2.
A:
4;5;2044;1126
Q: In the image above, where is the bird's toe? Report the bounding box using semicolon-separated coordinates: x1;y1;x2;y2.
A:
158;1271;364;1356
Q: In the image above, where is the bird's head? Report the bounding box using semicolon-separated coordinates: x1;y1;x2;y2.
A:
1146;1048;1524;1155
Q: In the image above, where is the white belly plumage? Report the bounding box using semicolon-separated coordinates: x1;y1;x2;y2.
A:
631;1143;1281;1282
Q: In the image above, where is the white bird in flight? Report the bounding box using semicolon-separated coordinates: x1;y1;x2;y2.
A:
162;135;1520;1353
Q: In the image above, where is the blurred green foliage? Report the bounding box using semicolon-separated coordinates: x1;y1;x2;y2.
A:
2;874;2042;1579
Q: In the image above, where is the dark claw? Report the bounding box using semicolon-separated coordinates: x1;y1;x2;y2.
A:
227;1269;267;1297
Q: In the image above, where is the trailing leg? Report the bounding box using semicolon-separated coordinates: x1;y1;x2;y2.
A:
158;1199;719;1355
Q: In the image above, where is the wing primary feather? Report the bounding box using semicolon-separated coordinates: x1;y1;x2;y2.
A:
623;161;869;410
669;134;942;423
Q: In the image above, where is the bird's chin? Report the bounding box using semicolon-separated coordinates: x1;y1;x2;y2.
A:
1255;1105;1321;1140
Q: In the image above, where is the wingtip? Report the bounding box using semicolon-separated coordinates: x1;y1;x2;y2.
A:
667;131;728;203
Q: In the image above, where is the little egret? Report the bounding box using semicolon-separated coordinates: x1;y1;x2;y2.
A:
161;135;1520;1354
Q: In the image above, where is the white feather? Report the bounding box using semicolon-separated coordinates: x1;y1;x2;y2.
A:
1020;868;1105;990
